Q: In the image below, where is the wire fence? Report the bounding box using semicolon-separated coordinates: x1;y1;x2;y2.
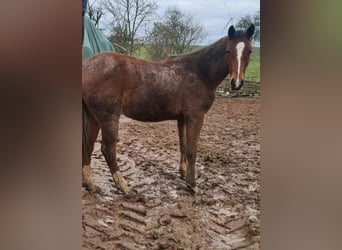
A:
217;78;260;98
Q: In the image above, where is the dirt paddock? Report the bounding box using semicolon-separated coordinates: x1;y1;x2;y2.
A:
82;97;260;249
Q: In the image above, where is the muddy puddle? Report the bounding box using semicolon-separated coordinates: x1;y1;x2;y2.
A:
82;97;260;249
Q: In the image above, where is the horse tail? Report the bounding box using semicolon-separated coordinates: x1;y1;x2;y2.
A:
82;99;89;165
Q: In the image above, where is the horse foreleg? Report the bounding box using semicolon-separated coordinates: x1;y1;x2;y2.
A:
185;114;204;193
100;120;131;195
177;117;187;178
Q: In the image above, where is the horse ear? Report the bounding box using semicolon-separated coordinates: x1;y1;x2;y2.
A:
246;24;255;40
228;25;235;39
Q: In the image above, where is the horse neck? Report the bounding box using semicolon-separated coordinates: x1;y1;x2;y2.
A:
192;37;230;89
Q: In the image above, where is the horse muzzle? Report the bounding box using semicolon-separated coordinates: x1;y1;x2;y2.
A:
230;79;244;91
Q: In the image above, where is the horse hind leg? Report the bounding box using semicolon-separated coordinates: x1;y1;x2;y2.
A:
177;117;187;178
82;165;96;193
100;118;131;195
82;109;100;193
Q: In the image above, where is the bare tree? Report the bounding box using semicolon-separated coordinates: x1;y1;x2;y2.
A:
147;7;206;61
86;0;104;27
253;10;260;43
103;0;157;55
235;11;260;43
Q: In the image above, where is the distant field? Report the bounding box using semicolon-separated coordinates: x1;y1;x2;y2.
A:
133;45;260;83
133;46;149;60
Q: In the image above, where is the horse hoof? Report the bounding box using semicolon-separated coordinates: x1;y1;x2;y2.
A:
84;184;101;194
113;171;131;195
122;186;132;195
124;189;137;199
117;182;131;195
191;186;199;194
187;185;199;194
116;185;131;195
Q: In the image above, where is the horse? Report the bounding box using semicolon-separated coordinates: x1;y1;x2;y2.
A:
82;24;255;194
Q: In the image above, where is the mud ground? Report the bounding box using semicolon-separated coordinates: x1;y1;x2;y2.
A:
82;97;260;250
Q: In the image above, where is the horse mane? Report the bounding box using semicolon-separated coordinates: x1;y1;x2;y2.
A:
163;28;250;64
163;36;229;64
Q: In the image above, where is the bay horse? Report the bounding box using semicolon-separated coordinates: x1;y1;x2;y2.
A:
82;24;255;194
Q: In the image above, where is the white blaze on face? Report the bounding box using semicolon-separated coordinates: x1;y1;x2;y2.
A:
235;42;245;88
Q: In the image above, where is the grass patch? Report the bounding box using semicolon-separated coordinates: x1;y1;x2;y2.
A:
133;46;149;60
245;47;260;82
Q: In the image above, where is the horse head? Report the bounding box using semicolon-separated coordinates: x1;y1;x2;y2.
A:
226;24;255;91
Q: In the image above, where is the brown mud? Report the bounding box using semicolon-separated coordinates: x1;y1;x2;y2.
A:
82;97;260;249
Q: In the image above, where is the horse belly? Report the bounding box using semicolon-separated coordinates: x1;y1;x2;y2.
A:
122;91;180;122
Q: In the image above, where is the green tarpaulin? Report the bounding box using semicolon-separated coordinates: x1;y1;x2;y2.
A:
82;16;115;60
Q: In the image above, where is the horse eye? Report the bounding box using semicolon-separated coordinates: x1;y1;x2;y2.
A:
226;50;230;54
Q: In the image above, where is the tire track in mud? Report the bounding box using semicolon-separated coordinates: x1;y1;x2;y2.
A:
82;98;260;249
83;140;150;249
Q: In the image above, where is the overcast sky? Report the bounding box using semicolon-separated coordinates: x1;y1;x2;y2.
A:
97;0;260;46
155;0;260;45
